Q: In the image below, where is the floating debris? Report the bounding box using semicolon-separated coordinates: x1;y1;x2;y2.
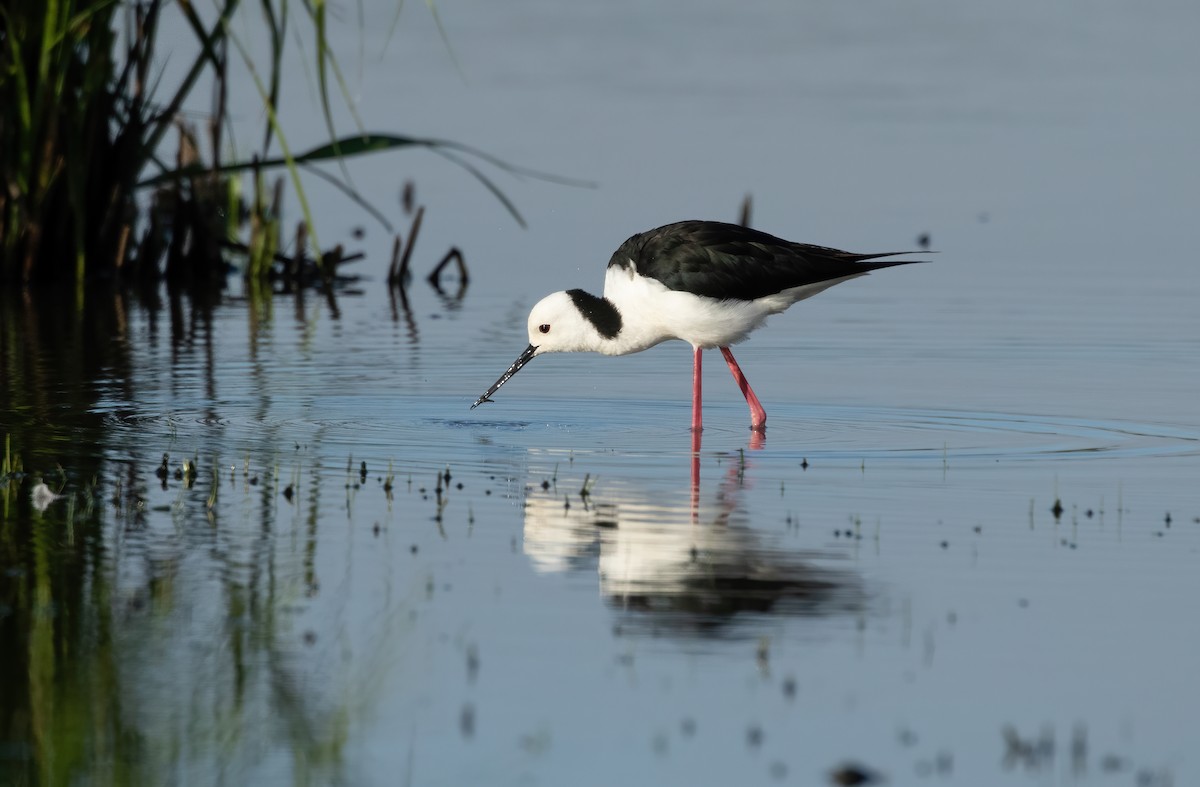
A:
756;636;770;673
829;762;881;785
466;644;480;684
1002;724;1055;770
181;458;198;489
460;703;475;739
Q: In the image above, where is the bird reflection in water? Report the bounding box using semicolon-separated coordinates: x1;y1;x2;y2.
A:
689;426;762;520
524;436;860;637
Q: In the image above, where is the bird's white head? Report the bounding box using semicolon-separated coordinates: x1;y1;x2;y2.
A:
526;290;611;354
471;289;622;409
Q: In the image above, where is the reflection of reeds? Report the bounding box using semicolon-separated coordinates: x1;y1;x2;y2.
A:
2;434;21;477
1;434;23;516
1;435;379;783
0;2;527;293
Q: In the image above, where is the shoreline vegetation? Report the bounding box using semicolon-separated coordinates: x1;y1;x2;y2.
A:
0;0;544;298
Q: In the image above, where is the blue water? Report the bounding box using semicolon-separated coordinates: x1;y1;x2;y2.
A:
3;1;1199;785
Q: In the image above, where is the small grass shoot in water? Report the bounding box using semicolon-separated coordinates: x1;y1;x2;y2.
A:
580;474;597;499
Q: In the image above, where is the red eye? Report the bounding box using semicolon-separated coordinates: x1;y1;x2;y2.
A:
538;324;550;334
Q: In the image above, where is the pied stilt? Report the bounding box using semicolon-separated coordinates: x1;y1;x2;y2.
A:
472;220;926;432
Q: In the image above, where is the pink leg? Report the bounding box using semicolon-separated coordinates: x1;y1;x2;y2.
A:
691;352;703;519
690;426;701;521
720;346;766;432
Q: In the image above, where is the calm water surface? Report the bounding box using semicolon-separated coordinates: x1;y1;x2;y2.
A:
3;1;1199;785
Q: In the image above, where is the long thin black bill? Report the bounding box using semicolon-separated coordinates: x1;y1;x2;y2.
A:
471;344;538;409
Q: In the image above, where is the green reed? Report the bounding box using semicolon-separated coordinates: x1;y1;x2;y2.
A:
0;0;539;293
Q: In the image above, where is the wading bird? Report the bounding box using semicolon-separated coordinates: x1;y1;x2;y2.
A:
472;220;925;432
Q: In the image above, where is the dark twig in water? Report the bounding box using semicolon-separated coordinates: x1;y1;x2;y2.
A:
429;248;469;308
388;206;424;285
318;244;342;312
388;275;419;342
219;237;363;274
428;247;468;288
388;235;405;285
292;222;308;285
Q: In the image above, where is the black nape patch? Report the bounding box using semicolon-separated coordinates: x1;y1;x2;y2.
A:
566;289;622;339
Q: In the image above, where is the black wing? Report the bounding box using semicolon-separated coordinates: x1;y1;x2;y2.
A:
607;220;924;301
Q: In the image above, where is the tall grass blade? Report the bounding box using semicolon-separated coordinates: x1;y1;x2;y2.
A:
223;23;321;255
425;0;465;81
259;0;287;156
430;148;526;228
142;133;589;187
379;0;407;58
145;0;242;159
